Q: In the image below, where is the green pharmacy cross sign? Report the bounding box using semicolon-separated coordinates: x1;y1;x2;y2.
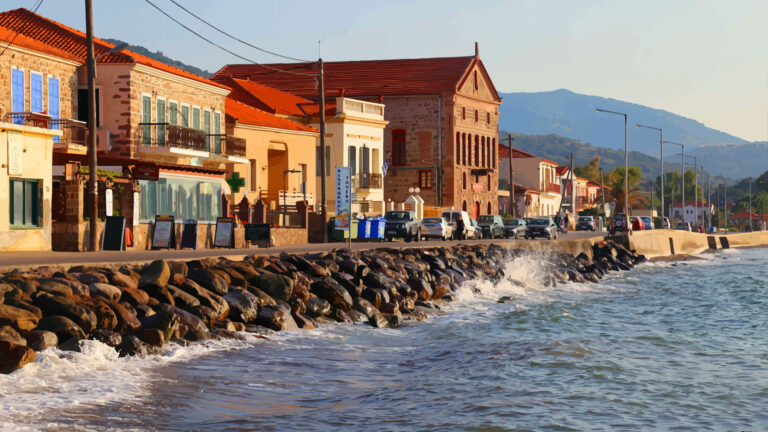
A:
226;172;246;193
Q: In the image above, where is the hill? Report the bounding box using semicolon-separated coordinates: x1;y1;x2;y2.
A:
103;38;212;78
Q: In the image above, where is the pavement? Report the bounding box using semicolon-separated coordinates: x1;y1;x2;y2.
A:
0;230;604;271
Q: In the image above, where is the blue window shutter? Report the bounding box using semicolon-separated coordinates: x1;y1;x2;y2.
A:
11;69;24;123
49;77;60;143
30;73;43;113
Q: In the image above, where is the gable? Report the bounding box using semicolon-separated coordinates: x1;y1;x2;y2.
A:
456;60;501;103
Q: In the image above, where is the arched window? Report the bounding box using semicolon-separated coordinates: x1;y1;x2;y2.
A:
481;137;486;167
462;172;467;190
486;112;491;124
487;174;491;190
487;139;491;168
487;202;492;215
456;131;461;164
474;135;479;166
462;133;467;166
474;109;478;122
392;129;406;166
462;107;466;120
462;200;467;211
492;138;496;169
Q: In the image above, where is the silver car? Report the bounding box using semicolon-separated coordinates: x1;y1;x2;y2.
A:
420;217;453;241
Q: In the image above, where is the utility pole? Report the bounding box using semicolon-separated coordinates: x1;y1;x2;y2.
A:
749;177;753;231
724;182;728;232
318;59;327;242
570;152;575;226
85;0;98;251
501;135;515;217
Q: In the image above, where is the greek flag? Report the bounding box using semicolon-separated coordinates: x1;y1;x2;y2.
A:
382;157;390;177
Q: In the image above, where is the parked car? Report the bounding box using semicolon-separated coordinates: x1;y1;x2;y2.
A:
611;213;629;234
420;217;453;241
477;215;505;239
441;210;471;239
677;221;693;231
641;216;654;230
466;218;482;239
662;217;671;229
630;216;645;231
503;218;527;238
384;211;421;242
576;215;596;231
526;217;558;240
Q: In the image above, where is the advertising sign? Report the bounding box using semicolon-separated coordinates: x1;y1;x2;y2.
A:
335;166;351;230
213;217;235;248
152;215;175;249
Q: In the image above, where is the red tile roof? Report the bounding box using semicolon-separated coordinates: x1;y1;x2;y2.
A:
555;166;569;175
225;98;317;133
220;77;312;116
213;56;495;99
0;8;227;90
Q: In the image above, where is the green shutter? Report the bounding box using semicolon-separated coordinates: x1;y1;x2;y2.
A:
142;95;152;146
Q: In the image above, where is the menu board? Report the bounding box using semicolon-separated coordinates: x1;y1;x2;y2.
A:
152;215;175;249
213;217;234;248
101;216;125;251
180;219;198;250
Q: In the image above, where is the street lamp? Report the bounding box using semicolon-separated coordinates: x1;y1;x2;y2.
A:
596;108;629;219
664;141;685;225
635;124;663;220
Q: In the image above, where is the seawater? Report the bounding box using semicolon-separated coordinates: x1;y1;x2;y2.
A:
1;248;766;431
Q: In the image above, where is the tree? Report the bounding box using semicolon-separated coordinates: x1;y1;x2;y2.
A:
607;166;647;213
574;156;601;183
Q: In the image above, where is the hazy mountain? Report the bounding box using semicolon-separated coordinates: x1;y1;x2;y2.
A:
103;38;212;78
499;89;764;177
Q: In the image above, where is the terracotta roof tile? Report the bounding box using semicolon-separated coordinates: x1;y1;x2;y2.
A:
226;97;317;133
212;56;480;98
219;77;312;116
0;8;227;90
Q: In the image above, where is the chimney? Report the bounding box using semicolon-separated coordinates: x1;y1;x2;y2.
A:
474;42;479;58
339;88;345;97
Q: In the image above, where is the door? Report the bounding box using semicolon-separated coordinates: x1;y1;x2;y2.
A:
473;201;479;219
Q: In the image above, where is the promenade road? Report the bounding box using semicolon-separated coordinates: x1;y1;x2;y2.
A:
0;231;604;271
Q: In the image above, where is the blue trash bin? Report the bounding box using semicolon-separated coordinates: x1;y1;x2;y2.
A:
369;217;385;240
357;218;371;239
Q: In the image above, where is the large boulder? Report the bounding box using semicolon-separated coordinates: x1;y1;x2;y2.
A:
154;304;210;341
223;288;260;323
117;334;159;357
250;273;293;301
119;286;150;306
89;329;122;348
0;341;35;374
354;298;388;328
305;295;331;317
33;293;97;333
363;272;394;291
88;283;122;302
0;304;39;331
35;315;86;346
0;325;26;346
139;260;170;289
178;280;229;319
37;280;74;298
408;276;433;302
187;269;228;296
75;296;118;331
166;285;201;310
139;311;179;342
26;330;58;351
71;272;109;286
255;305;299;331
310;279;354;311
141;283;175;306
107;301;142;333
107;269;139;291
244;286;277;308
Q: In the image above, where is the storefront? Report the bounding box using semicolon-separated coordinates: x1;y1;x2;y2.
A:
138;173;224;223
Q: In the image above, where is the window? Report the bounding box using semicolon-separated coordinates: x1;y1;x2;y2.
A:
77;88;100;126
462;133;467;166
141;95;151;146
361;146;370;175
456;132;461;163
11;68;24;121
169;101;178;125
462;107;466;120
419;169;433;189
203;110;211;151
192;107;201;130
487;175;491;190
474;109;478;122
9;179;39;227
392;129;406;166
487;139;491;168
213;112;222;154
181;104;190;127
481;137;486;167
474;71;478;90
348;146;357;176
463;172;467;190
48;77;60;143
30;72;43;113
249;159;258;190
156;98;166;146
487;202;492;215
492;138;496;169
487;112;491;124
138;176;221;222
474;135;479;166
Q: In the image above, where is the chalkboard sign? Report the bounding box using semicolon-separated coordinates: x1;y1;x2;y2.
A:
152;215;175;250
245;223;270;247
101;216;125;251
180;219;198;250
213;217;234;248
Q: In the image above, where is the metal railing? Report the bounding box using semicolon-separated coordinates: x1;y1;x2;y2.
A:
4;112;52;128
139;122;208;152
356;172;383;189
50;119;87;146
222;134;246;157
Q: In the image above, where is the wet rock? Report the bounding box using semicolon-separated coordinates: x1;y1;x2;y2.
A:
408;276;433;301
90;329;122;347
166;285;200;310
310;279;354;311
0;341;35;374
330;308;353;324
138;329;165;347
155;304;210;341
76;297;118;331
26;329;58;351
33;293;97;333
497;296;515;304
35;315;86;346
305;296;331;317
379;302;400;316
1;277;38;296
288;298;306;315
187;269;228;296
139;260;170;289
363;272;394;291
88;283;122;302
119;286;150;306
0;304;40;331
361;288;389;310
0;325;26;346
141;283;175;306
37;280;74;298
223;288;260;323
250;273;293;301
140;311;179;342
108;301;142;333
134;304;156;318
244;286;278;308
178;280;229;320
292;313;315;329
213;320;236;332
346;309;368;323
167;261;188;280
255;305;299;331
385;314;403;328
117;334;158;357
72;272;109;286
107;270;139;291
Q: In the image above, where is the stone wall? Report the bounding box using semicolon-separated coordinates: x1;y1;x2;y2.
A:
627;229;768;258
271;227;308;247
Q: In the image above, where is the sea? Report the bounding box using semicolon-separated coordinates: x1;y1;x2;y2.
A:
1;247;766;431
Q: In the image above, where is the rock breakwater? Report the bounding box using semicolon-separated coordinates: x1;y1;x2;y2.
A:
0;240;645;374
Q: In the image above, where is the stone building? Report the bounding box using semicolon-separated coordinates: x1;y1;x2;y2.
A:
212;44;502;218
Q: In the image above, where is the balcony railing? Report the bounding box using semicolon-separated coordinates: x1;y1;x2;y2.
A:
4;112;52;128
356;172;382;189
50;119;87;146
139;122;208;152
222;134;246;157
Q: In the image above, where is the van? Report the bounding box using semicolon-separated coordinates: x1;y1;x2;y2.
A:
441;210;472;239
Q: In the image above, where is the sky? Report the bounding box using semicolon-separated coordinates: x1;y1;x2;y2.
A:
7;0;768;142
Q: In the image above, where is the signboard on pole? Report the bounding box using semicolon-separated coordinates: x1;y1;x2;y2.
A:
335;167;351;230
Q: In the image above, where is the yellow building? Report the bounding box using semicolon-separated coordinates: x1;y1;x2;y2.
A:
0;121;60;251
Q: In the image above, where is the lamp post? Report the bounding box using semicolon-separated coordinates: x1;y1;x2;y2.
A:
501;135;515;217
597;108;629;219
635;124;663;220
664;141;685;225
748;177;753;231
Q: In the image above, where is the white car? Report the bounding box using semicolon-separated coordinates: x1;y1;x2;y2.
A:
441;210;471;239
465;218;482;239
420;217;454;241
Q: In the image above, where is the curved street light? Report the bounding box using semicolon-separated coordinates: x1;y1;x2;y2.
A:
664;141;685;225
596;108;629;219
636;124;664;219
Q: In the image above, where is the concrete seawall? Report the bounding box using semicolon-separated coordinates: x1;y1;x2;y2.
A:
624;230;768;259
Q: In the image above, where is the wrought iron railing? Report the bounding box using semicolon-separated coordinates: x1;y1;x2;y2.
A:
139;123;208;152
49;119;87;146
223;134;246;157
4;112;52;128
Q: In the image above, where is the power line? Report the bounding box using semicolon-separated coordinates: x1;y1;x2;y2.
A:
167;0;311;63
144;0;316;78
0;0;45;58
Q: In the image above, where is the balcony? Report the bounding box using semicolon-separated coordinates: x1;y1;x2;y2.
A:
204;134;248;166
4;113;88;153
4;112;52;128
338;98;385;120
137;122;211;162
544;182;561;194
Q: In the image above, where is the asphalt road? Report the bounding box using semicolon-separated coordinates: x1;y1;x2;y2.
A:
0;230;605;270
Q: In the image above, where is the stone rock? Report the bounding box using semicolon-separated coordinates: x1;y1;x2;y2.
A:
167;261;189;280
166;285;201;310
154;304;210;341
408;276;433;302
0;304;40;331
138;329;165;347
363;272;394;291
244;286;278;308
26;330;58;351
305;296;331;317
108;301;142;333
33;293;97;333
107;270;139;291
213;320;236;332
1;277;37;296
250;273;293;301
223;288;260;323
361;288;388;310
141;283;175;306
431;282;450;300
72;272;109;286
187;269;229;296
310;279;354;311
88;283;122;302
117;334;158;357
37;280;73;298
346;309;368;323
330;308;353;324
90;329;122;347
288;298;306;315
292;313;315;329
218;267;247;287
0;341;35;374
179;280;229;320
255;305;299;331
379;302;400;315
140;311;179;342
139;260;170;289
332;272;363;298
0;325;26;346
35;315;86;346
119;286;150;306
134;304;156;318
76;297;118;331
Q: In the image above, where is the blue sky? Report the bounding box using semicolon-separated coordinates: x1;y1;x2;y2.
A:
7;0;768;141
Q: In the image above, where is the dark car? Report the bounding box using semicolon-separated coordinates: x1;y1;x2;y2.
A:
576;215;596;231
525;217;558;240
477;215;505;239
611;213;629;234
384;211;421;242
503;218;527;239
